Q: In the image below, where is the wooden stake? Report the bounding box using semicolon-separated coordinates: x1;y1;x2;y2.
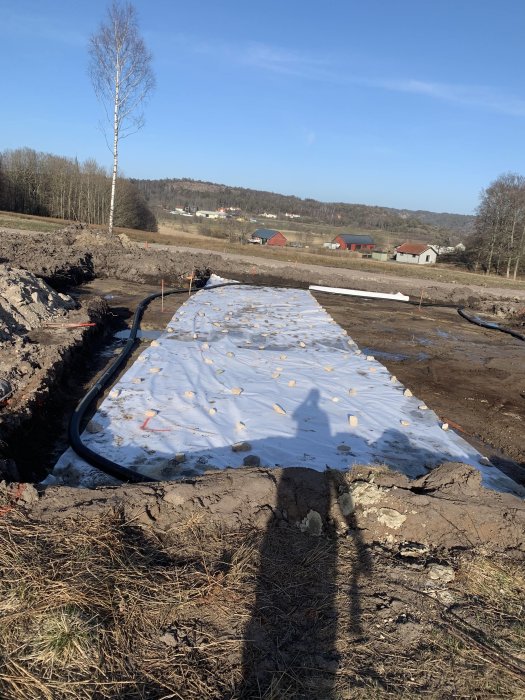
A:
418;289;424;311
188;269;194;297
161;279;164;312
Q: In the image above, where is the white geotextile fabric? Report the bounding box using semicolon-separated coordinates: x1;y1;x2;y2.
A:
45;276;517;493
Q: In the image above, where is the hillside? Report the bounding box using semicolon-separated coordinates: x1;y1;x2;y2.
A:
133;177;474;241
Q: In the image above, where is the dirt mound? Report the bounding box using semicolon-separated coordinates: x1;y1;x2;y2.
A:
32;462;525;553
0;225;216;288
0;264;76;341
0;263;108;481
1;463;524;699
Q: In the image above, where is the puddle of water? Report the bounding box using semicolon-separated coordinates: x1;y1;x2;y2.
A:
114;329;163;340
361;347;410;362
361;347;430;362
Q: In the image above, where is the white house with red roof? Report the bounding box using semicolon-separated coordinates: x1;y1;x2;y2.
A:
394;242;438;265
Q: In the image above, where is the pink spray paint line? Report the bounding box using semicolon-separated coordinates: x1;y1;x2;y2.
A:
139;415;172;432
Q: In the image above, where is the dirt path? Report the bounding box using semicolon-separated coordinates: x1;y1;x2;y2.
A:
150;241;525;306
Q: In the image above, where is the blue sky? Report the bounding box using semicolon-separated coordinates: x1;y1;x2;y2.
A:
2;0;525;214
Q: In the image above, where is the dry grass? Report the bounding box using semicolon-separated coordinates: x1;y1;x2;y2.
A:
132;222;525;292
0;509;524;699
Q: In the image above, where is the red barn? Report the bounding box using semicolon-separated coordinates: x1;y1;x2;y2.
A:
250;229;287;246
333;233;375;251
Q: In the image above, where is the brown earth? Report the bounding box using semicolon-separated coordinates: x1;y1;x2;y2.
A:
1;464;524;699
0;224;524;698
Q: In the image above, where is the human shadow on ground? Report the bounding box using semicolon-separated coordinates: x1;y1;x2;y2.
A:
234;390;387;699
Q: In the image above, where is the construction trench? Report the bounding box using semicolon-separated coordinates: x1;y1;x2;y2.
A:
1;224;525;698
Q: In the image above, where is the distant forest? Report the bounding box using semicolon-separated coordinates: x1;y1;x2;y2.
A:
134;177;474;239
0;148;157;231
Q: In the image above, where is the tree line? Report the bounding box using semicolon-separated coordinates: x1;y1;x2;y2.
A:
0;147;157;231
468;173;525;278
134;177;466;238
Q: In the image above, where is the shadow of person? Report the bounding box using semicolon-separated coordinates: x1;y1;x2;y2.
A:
237;390;372;699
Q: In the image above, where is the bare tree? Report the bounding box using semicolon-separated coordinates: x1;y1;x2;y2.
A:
89;1;154;234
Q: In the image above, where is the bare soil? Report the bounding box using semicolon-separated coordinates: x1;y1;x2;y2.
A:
1;465;524;699
0;224;524;698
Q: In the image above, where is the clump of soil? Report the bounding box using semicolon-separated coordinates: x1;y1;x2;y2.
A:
0;263;76;341
1;464;524;699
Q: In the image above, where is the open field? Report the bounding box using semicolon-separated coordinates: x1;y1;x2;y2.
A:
150;220;525;292
2;210;525;291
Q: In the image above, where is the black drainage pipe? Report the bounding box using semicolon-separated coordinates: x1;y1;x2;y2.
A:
457;307;525;342
68;282;241;483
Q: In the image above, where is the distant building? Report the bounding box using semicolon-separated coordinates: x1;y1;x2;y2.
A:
332;233;375;251
431;242;466;255
249;229;287;246
260;212;278;219
323;242;340;250
285;213;301;219
195;210;227;219
395;242;437;265
371;250;389;261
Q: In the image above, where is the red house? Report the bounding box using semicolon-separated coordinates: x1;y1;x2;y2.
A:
333;233;375;251
249;229;287;246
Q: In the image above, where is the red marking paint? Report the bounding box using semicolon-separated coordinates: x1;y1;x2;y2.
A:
139;415;171;432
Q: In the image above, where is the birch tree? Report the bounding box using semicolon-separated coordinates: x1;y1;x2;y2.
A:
89;1;154;234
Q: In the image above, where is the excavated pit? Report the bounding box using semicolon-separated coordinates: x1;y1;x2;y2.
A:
1;224;524;699
0;223;524;487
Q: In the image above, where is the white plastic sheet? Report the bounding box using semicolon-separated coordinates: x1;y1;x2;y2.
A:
45;276;519;493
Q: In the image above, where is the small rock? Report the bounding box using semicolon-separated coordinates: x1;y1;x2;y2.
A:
348;415;358;427
232;441;252;452
403;389;412;397
441;422;449;431
399;542;429;559
338;492;354;516
400;420;410;427
231;387;243;395
299;510;323;536
243;454;261;467
427;563;455;583
159;632;178;647
273;403;286;415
